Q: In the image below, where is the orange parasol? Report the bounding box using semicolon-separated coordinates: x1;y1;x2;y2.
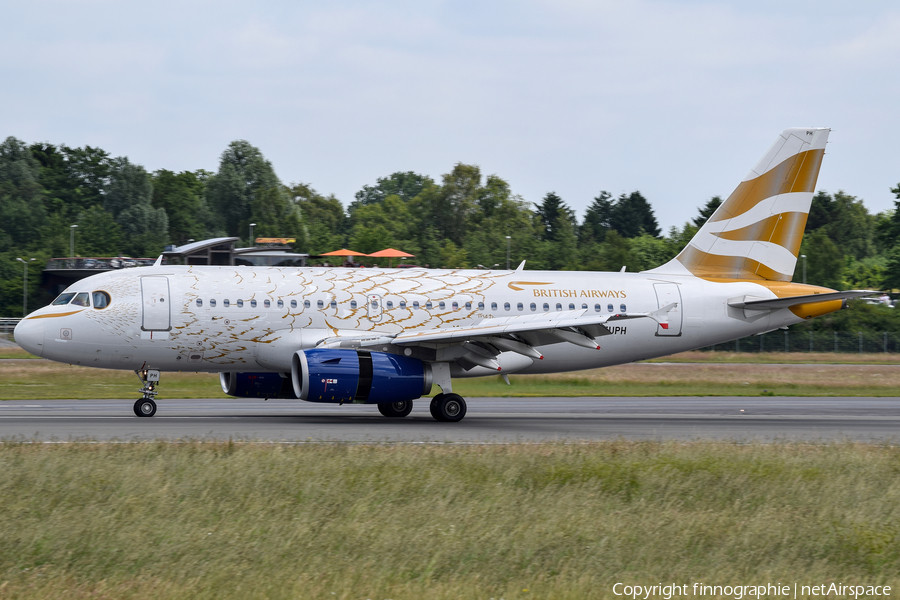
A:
366;248;415;258
367;248;415;267
320;248;368;256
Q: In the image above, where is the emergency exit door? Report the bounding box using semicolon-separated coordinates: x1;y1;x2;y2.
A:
367;294;383;323
141;276;171;331
653;283;682;336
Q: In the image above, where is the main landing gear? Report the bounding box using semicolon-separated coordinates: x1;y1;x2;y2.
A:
133;368;160;418
378;400;414;418
375;394;468;422
430;393;467;422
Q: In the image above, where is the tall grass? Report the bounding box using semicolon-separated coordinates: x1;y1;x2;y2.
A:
0;442;898;598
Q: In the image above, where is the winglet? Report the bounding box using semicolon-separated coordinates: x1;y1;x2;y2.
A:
515;260;526;273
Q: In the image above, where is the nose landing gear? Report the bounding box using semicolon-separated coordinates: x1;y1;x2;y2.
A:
133;368;160;418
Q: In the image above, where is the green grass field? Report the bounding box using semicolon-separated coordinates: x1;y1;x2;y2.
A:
3;353;900;399
0;441;898;599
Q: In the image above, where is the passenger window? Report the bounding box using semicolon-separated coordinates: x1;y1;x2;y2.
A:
92;291;111;309
568;303;575;310
250;299;257;308
386;301;393;309
517;302;524;311
608;304;614;313
52;292;76;305
317;300;324;309
581;303;588;310
290;300;297;309
330;300;337;309
529;303;536;311
452;302;459;310
237;299;244;308
464;302;470;310
223;299;230;307
503;302;510;311
543;303;549;311
620;304;627;313
399;300;406;309
426;301;433;310
556;303;562;311
264;299;271;308
477;302;484;310
304;300;310;309
277;300;284;308
210;299;217;307
438;301;445;310
594;304;601;312
371;300;378;309
491;302;498;311
351;300;358;309
413;301;420;310
70;292;90;307
196;298;203;307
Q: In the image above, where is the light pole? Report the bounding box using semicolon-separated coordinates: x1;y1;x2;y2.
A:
70;224;78;258
249;223;256;247
800;254;807;284
506;236;511;270
16;258;36;317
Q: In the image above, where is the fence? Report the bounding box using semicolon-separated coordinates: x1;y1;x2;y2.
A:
703;331;900;353
0;318;21;338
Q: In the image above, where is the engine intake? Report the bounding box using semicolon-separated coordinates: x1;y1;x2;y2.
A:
219;372;298;399
292;349;432;404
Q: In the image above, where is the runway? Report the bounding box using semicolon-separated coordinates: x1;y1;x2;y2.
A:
0;397;898;442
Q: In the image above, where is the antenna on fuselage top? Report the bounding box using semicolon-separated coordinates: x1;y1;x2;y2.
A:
153;255;163;267
514;260;526;273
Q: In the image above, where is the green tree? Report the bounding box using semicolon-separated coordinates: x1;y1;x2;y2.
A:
290;183;347;254
800;230;844;289
609;191;661;238
152;170;214;245
351;171;431;210
206;141;281;239
693;196;722;228
580;191;613;244
76;206;122;256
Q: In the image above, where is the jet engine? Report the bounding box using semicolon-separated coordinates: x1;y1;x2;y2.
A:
291;349;432;404
219;372;299;399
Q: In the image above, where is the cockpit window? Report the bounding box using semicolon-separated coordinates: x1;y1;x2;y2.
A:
92;291;111;309
71;292;91;307
52;292;76;306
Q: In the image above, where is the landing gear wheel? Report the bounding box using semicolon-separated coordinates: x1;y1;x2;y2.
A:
378;400;413;418
430;393;467;422
134;398;157;418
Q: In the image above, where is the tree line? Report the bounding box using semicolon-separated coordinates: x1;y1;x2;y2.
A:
2;135;900;332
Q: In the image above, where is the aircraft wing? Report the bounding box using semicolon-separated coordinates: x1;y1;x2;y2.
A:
391;304;675;345
318;303;678;369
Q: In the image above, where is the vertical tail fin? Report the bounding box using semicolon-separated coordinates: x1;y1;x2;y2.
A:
649;127;830;281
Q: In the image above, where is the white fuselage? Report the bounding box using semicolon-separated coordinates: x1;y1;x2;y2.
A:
15;265;802;377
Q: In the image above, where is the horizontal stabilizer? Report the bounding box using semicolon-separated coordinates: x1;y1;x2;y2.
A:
728;290;877;310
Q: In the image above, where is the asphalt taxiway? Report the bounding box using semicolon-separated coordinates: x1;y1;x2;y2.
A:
0;397;898;442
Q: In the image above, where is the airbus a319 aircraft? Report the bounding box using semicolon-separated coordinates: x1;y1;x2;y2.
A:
14;127;872;422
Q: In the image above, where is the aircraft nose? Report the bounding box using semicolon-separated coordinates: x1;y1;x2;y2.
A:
14;317;44;357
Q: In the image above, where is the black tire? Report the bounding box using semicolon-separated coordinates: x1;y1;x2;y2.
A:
431;393;466;422
430;394;446;421
377;400;413;418
134;398;157;417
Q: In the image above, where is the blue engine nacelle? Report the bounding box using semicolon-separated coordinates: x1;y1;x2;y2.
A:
291;349;433;404
219;372;299;399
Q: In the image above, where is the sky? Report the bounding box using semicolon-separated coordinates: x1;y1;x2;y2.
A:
2;0;899;230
